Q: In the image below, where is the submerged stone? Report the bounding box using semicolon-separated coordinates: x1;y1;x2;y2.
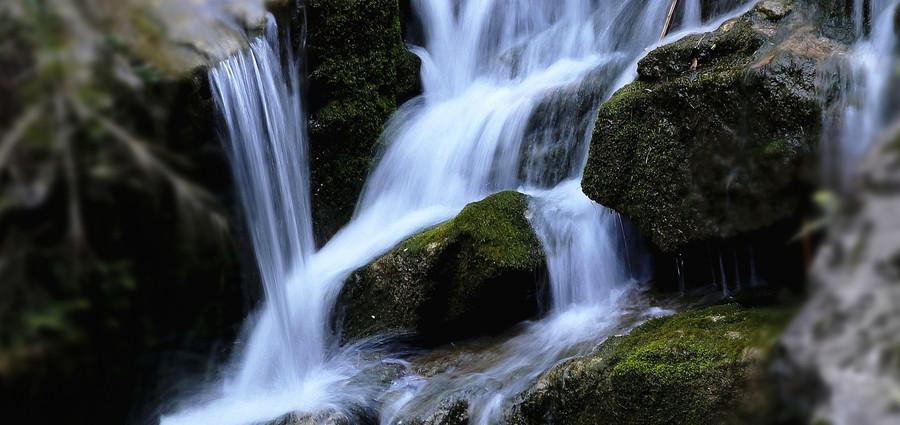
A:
505;303;792;425
337;191;547;345
582;0;842;253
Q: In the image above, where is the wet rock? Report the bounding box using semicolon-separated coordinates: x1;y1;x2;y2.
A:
125;0;288;77
505;303;792;425
306;0;422;243
337;192;547;345
582;0;843;253
780;125;900;424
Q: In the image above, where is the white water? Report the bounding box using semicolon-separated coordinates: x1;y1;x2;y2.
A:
206;17;315;389
826;0;899;190
163;2;750;424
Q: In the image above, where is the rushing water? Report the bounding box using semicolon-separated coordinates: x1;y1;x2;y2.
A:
207;16;314;389
824;0;900;190
162;2;750;424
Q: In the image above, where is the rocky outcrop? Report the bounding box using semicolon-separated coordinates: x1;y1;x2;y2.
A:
505;303;791;425
127;0;290;77
780;125;900;425
582;0;841;253
306;0;421;242
337;192;547;345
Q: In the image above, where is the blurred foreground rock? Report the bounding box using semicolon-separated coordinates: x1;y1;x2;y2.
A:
781;125;900;424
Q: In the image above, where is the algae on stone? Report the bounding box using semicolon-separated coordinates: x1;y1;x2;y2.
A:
337;191;547;345
506;303;792;425
306;0;421;242
582;0;840;253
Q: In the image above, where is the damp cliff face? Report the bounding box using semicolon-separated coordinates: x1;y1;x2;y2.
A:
305;0;421;243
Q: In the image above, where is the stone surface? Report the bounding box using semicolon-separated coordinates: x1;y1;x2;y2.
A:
306;0;421;243
582;0;842;253
337;191;547;345
505;303;791;425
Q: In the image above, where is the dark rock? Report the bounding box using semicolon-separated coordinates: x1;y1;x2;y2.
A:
505;303;792;425
306;0;422;243
337;192;547;345
582;0;843;253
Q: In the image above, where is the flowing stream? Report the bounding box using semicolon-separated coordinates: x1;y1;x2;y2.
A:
162;2;750;424
825;0;899;190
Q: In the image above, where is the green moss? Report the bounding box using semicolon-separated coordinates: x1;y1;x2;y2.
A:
508;304;793;425
582;1;825;253
306;0;421;241
338;192;546;344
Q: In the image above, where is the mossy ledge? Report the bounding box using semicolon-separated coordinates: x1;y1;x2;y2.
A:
336;191;547;345
582;0;842;253
306;0;422;243
506;303;793;425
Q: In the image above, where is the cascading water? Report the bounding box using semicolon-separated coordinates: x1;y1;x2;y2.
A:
207;16;314;387
163;2;750;424
824;0;899;190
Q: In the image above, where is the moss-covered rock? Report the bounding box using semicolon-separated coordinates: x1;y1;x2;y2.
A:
306;0;421;242
582;0;841;253
505;303;792;425
337;192;547;344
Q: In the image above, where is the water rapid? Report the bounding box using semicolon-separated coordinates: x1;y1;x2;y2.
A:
163;2;751;424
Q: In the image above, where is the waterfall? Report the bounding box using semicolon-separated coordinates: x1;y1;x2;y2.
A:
825;0;899;190
207;16;314;388
683;0;703;27
163;2;750;424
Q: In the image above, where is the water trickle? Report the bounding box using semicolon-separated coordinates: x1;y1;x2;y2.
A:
823;0;899;190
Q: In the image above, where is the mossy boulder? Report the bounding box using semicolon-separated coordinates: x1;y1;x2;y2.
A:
505;303;792;425
306;0;421;242
582;0;841;253
337;192;547;345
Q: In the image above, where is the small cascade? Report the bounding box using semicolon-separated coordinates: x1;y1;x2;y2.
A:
164;1;755;424
682;0;703;28
822;0;900;190
207;16;314;388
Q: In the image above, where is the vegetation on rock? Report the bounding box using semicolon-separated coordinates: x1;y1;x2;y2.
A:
306;0;421;243
582;0;838;253
337;191;547;345
506;303;792;425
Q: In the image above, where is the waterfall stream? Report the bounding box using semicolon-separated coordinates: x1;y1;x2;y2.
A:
162;2;752;424
825;0;899;190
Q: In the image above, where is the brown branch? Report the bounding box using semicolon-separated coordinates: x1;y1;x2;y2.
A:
0;103;43;171
65;94;228;234
661;0;681;40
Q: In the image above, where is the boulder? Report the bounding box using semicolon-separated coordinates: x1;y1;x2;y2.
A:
505;303;791;425
780;125;900;424
306;0;422;242
337;191;547;345
582;0;842;253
